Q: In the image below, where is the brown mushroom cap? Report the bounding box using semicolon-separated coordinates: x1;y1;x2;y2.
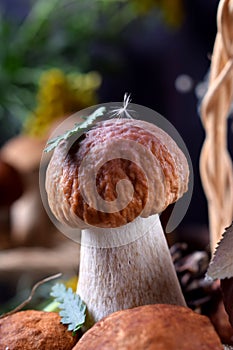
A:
0;310;78;350
46;119;189;228
1;135;46;173
0;159;23;206
73;304;222;350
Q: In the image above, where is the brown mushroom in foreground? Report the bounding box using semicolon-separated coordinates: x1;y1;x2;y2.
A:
72;304;222;350
46;118;189;326
0;310;78;350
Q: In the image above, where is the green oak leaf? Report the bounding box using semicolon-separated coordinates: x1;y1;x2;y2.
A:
50;283;86;333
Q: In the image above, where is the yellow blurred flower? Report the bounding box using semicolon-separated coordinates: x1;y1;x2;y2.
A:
131;0;184;27
24;69;101;137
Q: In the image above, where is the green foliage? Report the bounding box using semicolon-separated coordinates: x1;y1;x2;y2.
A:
51;283;86;333
0;0;134;130
44;106;106;152
0;0;183;138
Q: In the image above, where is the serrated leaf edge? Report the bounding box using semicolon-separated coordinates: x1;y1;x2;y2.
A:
44;106;106;153
206;223;233;280
50;283;86;333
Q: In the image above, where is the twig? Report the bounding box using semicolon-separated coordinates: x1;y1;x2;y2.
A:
0;273;62;319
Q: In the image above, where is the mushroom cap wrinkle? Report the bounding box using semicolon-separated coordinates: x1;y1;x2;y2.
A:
46;119;189;229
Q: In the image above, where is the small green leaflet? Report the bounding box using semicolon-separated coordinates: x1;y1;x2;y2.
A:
44;106;106;153
50;283;86;333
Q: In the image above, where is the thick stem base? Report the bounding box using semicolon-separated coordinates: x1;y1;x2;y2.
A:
77;214;185;327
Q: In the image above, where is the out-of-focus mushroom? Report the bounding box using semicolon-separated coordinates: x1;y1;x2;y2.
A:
1;135;45;173
72;304;222;350
0;158;23;245
221;278;233;328
0;157;23;212
0;158;23;207
46;117;189;326
209;297;233;346
0;310;78;350
1;135;53;246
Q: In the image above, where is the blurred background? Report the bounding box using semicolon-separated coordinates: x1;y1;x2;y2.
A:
0;0;225;314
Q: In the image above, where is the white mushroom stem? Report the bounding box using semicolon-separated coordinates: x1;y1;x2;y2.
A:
77;214;186;327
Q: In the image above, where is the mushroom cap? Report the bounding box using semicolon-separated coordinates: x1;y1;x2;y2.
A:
1;135;46;173
0;310;78;350
73;304;222;350
46;119;189;228
0;158;23;206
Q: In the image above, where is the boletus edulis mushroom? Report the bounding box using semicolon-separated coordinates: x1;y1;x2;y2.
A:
46;117;189;326
72;304;222;350
1;135;51;246
0;158;23;238
0;310;78;350
0;158;23;208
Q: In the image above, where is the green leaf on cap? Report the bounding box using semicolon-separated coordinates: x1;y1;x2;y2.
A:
44;106;106;153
